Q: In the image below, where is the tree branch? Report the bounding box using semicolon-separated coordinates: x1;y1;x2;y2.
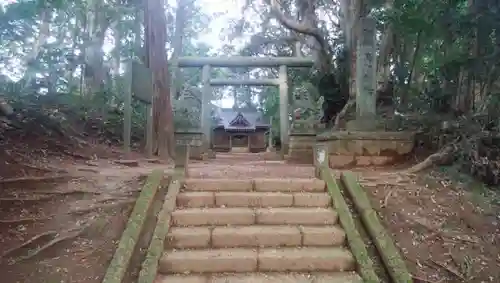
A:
243;34;298;52
269;0;328;51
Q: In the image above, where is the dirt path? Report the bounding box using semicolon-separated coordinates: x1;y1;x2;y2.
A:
0;156;172;283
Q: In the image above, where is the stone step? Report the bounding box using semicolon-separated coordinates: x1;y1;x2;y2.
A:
176;191;331;208
256;208;337;225
158;247;355;274
258;247;355;272
172;208;254;226
166;225;346;249
183;178;325;193
171;208;337;226
156;272;363;283
184;179;253;192
253;178;325;192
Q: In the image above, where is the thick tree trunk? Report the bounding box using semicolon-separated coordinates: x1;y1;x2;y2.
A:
144;0;175;159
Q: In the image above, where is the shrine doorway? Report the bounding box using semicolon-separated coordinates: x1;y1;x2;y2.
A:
231;134;249;148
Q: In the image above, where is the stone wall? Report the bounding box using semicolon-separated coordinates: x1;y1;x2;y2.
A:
175;131;204;160
318;131;415;168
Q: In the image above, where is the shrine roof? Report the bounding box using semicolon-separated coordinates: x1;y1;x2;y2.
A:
213;107;270;130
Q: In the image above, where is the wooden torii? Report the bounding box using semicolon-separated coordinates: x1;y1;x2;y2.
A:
123;53;314;159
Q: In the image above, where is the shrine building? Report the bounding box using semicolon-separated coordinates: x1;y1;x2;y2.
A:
212;107;270;152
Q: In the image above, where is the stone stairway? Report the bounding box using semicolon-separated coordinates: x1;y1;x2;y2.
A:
155;178;363;283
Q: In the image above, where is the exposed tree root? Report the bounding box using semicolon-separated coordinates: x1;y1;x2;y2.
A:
429;259;465;280
0;174;74;185
70;199;134;215
333;99;355;130
0;216;56;224
359;174;414;187
19;163;60;173
31;188;103;195
1;222;93;263
406;143;457;173
381;188;395;208
0;199;134;224
0;188;104;201
0;196;55;202
1;231;57;258
411;275;439;283
62;150;92;160
77;168;100;173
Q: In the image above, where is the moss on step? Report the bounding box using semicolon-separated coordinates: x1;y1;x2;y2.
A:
341;171;413;283
101;169;164;283
321;167;381;283
137;177;182;283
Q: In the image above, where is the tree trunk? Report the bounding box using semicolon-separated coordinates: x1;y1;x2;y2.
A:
66;16;81;92
111;22;121;108
169;0;187;101
144;0;175;159
82;0;111;101
23;7;51;90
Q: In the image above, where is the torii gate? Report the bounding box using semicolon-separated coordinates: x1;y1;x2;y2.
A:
123;53;314;159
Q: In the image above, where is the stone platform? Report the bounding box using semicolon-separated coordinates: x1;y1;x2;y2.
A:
317;131;415;169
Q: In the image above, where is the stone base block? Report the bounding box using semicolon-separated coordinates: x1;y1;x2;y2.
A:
175;131;206;160
318;130;415;169
213;146;231;153
249;147;267;153
287;134;316;165
328;155;396;169
279;144;289;156
287;149;314;164
188;145;205;160
200;152;208;161
207;149;216;159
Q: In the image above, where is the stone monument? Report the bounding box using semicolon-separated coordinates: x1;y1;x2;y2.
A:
324;16;415;169
287;84;318;164
173;89;205;160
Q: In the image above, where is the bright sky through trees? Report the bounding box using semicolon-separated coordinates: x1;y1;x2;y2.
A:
0;0;252;107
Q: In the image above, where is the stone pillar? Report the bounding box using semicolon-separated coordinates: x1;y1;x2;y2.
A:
123;61;132;154
354;16;377;131
174;144;190;177
267;116;274;152
201;64;212;156
279;65;289;159
145;105;153;157
313;142;329;178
